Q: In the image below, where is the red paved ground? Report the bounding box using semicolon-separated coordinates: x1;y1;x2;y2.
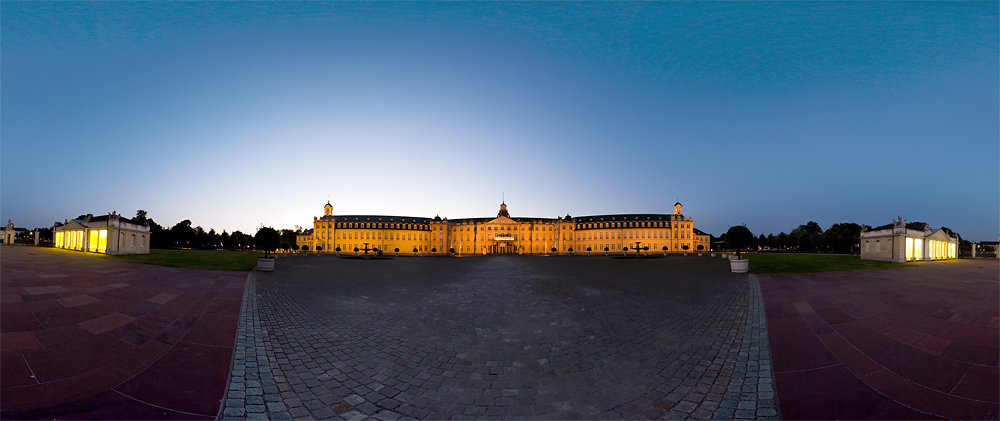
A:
1;246;246;419
759;259;999;420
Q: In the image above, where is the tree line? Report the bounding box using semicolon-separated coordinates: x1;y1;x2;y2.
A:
717;221;967;254
136;210;301;251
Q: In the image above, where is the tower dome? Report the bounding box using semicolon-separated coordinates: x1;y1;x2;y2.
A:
498;202;510;218
324;201;333;216
673;201;683;215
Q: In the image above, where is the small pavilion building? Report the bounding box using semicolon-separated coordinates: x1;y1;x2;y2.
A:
860;217;958;262
3;220;30;245
52;212;150;255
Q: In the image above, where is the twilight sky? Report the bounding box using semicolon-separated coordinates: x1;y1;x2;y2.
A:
3;2;997;241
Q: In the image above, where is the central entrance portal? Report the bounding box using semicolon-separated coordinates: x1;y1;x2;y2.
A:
490;242;516;254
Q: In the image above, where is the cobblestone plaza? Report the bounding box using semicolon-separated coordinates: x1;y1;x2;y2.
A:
222;256;776;420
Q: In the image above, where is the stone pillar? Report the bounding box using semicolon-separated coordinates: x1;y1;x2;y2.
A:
34;231;39;246
972;243;976;259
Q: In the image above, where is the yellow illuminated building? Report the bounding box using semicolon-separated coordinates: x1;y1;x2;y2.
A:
52;212;150;255
299;201;711;256
860;217;958;262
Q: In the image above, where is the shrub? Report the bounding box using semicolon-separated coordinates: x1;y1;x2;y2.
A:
725;225;754;259
254;227;280;257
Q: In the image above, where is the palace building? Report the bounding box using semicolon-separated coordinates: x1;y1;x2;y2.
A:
297;201;711;256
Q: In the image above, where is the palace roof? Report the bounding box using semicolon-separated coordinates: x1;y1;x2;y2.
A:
327;215;433;224
574;214;680;222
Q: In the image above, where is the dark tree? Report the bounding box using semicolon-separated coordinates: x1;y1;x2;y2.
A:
254;227;280;257
170;220;196;249
301;245;309;251
724;225;754;259
147;219;169;249
824;223;862;254
758;234;767;250
134;210;148;225
281;242;290;252
220;231;230;250
292;244;300;251
791;221;824;253
697;245;704;251
316;246;322;252
194;226;207;249
208;229;220;250
279;229;298;250
776;232;788;251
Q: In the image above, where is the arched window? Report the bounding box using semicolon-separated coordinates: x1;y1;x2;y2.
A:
131;234;136;247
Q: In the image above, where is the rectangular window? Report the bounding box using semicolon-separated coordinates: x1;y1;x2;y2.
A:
98;230;108;253
89;230;99;252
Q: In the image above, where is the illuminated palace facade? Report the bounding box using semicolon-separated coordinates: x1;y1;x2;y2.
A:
297;201;711;255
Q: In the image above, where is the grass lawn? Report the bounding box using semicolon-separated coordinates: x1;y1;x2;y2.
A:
745;253;912;274
113;249;264;271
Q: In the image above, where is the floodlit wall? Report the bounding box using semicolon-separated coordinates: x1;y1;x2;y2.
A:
861;226;957;263
303;203;710;255
53;215;150;255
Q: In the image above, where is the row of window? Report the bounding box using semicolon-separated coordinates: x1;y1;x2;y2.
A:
864;238;957;260
338;244;429;252
335;231;427;241
579;243;692;252
316;222;428;230
436;234;555;242
579;231;692;240
54;229;145;253
579;221;687;229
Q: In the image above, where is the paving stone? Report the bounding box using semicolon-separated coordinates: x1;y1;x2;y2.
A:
218;258;779;421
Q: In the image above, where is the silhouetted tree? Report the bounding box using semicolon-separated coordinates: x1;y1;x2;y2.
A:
279;229;298;250
254;227;280;257
776;232;788;251
134;210;148;225
724;225;754;259
824;223;862;254
790;221;823;253
171;220;196;249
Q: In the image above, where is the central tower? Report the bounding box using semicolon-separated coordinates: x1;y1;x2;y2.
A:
497;201;510;218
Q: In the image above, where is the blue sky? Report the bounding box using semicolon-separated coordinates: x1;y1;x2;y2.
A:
3;2;997;241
